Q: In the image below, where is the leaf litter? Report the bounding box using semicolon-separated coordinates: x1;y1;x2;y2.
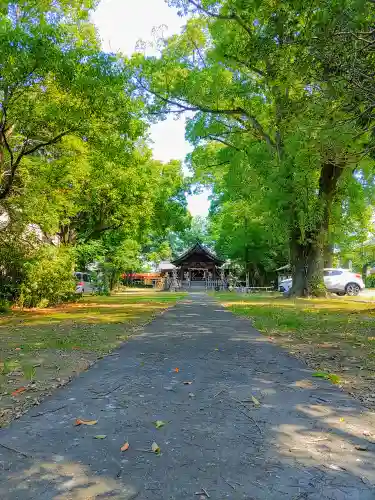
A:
154;420;167;429
151;442;161;454
75;418;98;426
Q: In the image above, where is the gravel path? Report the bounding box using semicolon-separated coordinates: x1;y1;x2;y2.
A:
1;293;375;499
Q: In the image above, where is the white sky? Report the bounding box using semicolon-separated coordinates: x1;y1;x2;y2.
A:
91;0;210;217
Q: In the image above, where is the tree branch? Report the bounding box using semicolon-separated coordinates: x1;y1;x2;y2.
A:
20;129;72;158
204;134;242;151
0;108;14;168
137;76;247;116
222;53;265;77
187;0;252;37
138;77;275;149
0;129;72;200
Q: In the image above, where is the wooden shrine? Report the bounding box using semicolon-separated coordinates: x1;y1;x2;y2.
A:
171;242;224;283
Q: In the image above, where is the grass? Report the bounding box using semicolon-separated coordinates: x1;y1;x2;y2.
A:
214;291;375;407
0;291;186;427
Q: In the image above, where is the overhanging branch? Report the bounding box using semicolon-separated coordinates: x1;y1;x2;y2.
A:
187;0;252;37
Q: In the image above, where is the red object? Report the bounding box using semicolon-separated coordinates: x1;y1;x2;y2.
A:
11;387;27;396
123;273;161;279
355;273;362;278
78;281;84;286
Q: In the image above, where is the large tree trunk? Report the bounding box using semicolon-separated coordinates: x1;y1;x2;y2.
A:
289;227;326;297
289;161;343;297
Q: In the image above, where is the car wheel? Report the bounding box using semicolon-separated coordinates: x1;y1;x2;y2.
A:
345;283;360;296
336;292;345;296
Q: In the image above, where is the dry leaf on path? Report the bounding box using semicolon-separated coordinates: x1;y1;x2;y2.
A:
11;387;27;396
121;442;130;451
75;418;98;426
151;442;161;454
174;368;179;373
154;420;167;429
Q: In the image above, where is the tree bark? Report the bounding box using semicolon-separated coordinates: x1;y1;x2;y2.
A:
289;227;326;297
324;243;334;267
289;161;344;297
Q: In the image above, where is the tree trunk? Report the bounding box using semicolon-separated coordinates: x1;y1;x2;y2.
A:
245;271;249;288
289;161;343;297
362;263;368;281
324;243;333;267
289;227;326;297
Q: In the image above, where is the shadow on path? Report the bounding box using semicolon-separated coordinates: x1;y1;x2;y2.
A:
1;293;375;499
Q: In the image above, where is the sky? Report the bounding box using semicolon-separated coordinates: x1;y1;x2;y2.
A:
91;0;210;217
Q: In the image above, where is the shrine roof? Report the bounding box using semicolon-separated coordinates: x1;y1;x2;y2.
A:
171;242;224;266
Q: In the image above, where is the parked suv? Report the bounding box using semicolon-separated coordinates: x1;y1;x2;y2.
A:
279;268;365;296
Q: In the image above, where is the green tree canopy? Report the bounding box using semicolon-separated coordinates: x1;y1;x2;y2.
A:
133;0;375;296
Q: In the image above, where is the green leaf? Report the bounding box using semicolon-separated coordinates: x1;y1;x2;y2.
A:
312;371;329;379
94;435;107;439
154;420;167;429
251;395;261;407
312;372;340;384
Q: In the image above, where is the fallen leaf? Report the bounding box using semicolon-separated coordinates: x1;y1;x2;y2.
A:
328;373;341;384
11;387;27;396
151;441;161;454
312;371;340;384
214;348;219;351
154;420;167;429
174;368;179;373
251;395;261;407
339;417;345;422
183;381;192;385
121;442;130;452
75;418;98;426
312;371;328;379
94;435;107;439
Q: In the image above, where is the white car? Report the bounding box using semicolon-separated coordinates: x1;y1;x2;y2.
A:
279;268;365;296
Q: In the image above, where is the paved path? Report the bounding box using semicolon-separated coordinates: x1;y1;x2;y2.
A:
1;294;375;499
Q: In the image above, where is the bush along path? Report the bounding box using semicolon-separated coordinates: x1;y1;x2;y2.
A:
1;293;375;499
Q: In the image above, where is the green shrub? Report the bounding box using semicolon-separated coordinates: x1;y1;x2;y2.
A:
365;275;375;288
0;299;10;314
0;234;26;302
19;246;76;308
